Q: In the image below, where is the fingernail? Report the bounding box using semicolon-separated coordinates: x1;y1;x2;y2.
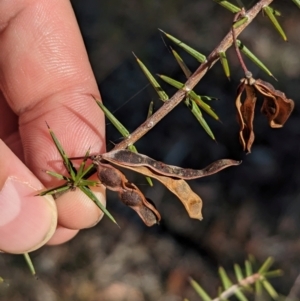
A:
0;177;57;254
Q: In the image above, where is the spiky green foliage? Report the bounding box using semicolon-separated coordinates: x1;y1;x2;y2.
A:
133;53;218;140
263;6;287;41
159;29;206;63
95;99;153;186
189;257;282;301
39;124;118;225
23;253;36;277
235;40;276;79
213;0;241;13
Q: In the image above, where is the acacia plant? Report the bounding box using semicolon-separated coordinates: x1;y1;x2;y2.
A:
1;1;298;298
40;0;296;230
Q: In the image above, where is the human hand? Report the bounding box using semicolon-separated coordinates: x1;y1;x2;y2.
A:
0;0;106;254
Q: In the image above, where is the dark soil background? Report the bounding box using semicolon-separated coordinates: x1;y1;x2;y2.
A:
2;1;300;300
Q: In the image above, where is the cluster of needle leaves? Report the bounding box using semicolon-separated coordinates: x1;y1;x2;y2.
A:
39;123;118;225
186;256;283;301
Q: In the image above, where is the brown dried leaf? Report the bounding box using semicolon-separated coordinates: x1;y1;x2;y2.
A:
101;150;241;180
235;79;257;153
254;79;294;128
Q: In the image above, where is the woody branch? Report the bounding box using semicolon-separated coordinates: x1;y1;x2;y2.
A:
113;0;274;151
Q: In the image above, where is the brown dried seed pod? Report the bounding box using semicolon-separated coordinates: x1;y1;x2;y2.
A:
119;189;143;207
138;206;160;227
96;162;124;191
119;183;162;226
93;156;162;226
101;150;240;179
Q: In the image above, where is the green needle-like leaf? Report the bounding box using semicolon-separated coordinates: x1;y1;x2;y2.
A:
236;40;276;79
158;75;219;120
44;170;69;181
158;74;216;139
189;278;212;301
245;260;253;277
77;148;91;177
96;99;153;186
39;184;71;196
233;16;249;29
43;125;117;224
258;257;274;274
292;0;300;9
213;0;241;13
133;53;169;101
219;51;230;79
263;6;287;41
159;29;206;63
263;270;284;278
189;91;220;121
219;267;248;301
147;101;154;118
201;95;219;102
261;279;278;299
77;163;97;182
255;278;263;296
236;291;248;301
46;123;76;179
80;185;118;226
171;47;192;78
234;264;244;283
186;97;215;140
158;74;185;89
219;267;233;289
272;8;281;17
23;253;36;277
95;100;131;137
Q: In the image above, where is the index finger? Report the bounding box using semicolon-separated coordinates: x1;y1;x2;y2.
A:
0;0;105;173
0;0;107;242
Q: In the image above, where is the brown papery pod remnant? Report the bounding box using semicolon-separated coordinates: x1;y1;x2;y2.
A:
235;77;294;153
254;79;294;128
101;150;241;180
120;164;203;220
235;78;257;153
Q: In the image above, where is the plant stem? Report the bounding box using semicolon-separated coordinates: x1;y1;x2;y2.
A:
232;9;252;77
212;273;261;301
113;0;274;151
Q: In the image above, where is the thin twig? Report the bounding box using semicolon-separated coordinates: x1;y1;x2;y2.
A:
113;0;274;151
212;273;261;301
232;9;252;77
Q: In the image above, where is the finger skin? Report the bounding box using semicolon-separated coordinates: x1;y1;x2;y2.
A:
0;140;57;254
0;0;107;247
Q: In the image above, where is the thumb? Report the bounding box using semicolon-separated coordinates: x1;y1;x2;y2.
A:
0;140;57;254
